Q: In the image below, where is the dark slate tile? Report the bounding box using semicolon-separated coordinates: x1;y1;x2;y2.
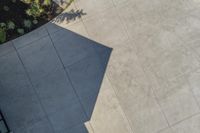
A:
0;52;36;104
93;43;112;69
65;124;89;133
45;22;63;34
17;36;63;83
1;95;45;131
0;84;34;102
48;99;87;132
0;52;33;95
27;117;54;133
0;41;15;57
0;121;8;133
13;117;54;133
50;29;95;67
32;68;74;99
0;52;45;131
66;53;106;117
12;127;29;133
33;68;78;115
12;27;48;49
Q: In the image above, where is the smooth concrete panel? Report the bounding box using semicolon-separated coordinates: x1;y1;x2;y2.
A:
17;35;87;132
13;27;48;49
17;36;63;82
0;42;15;57
50;28;94;67
172;114;200;133
0;52;46;132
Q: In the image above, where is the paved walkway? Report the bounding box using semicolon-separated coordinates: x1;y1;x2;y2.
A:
1;0;200;133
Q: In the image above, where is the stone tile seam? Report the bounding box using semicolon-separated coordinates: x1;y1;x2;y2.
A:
150;34;200;112
141;62;171;130
111;0;171;129
79;3;146;132
78;7;135;132
10;41;57;133
0;50;13;58
105;74;136;133
45;27;95;133
45;19;83;35
126;16;200;131
180;40;200;110
187;81;200;110
111;2;172;132
150;60;200;123
12;34;49;50
157;127;173;133
185;77;200;110
144;61;200;131
73;1;200;133
74;2;136;131
157;111;200;133
150;87;171;127
73;0;115;20
71;3;107;133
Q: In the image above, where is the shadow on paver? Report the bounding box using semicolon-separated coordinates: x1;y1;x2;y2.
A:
52;9;87;23
0;23;112;133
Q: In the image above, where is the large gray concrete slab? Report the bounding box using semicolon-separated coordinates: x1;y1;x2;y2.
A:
49;28;94;67
17;35;87;131
67;52;106;117
12;27;48;49
0;51;48;133
65;0;200;133
0;16;113;133
2;0;200;133
16;36;63;82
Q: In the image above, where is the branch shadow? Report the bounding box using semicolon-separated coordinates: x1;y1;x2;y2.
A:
52;9;87;24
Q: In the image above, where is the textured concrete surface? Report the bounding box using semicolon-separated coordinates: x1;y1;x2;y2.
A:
0;26;113;133
1;0;200;133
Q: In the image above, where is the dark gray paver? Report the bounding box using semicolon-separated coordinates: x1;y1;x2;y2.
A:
2;0;200;132
0;42;15;57
48;99;87;132
32;68;76;106
0;20;112;133
17;35;87;132
66;124;89;133
28;117;54;133
0;52;46;132
32;68;87;131
45;22;64;34
92;43;112;69
12;27;48;49
50;28;95;67
50;27;112;119
0;52;34;98
13;127;30;133
67;53;106;117
12;117;54;133
17;36;63;82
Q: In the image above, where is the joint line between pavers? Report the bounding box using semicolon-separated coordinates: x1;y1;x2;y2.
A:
12;34;49;50
79;7;135;132
45;27;95;132
112;2;172;131
11;41;57;133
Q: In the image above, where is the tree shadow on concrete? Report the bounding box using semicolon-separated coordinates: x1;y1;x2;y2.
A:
52;9;87;24
0;23;112;133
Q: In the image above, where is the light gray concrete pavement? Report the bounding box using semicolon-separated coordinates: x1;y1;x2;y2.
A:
1;0;200;133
